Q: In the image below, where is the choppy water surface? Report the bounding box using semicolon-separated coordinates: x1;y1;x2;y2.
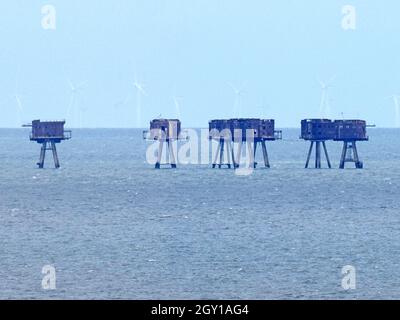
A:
1;128;400;299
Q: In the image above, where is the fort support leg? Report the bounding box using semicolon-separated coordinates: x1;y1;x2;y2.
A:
348;143;354;163
322;141;331;169
261;140;270;168
234;141;242;169
315;141;322;168
51;142;60;169
155;139;164;169
231;141;237;169
226;140;232;169
212;140;221;168
168;140;177;169
37;142;47;169
247;141;255;169
339;142;348;169
352;141;363;169
219;139;225;169
253;141;258;169
305;141;314;168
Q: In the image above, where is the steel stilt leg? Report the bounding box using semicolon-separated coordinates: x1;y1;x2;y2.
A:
352;141;362;168
231;141;237;169
315;141;321;169
322;141;331;169
262;140;270;168
37;142;47;168
219;139;225;169
155;139;164;169
51;141;60;169
247;141;255;169
168;140;177;169
253;141;258;169
226;140;232;169
339;142;347;169
212;140;221;169
235;141;242;169
305;141;314;168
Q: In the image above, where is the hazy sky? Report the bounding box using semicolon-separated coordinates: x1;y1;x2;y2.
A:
0;0;399;128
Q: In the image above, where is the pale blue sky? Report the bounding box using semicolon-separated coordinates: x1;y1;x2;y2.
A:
0;0;399;128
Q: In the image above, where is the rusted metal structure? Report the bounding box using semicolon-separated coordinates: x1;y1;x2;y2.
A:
209;118;282;169
334;120;368;169
26;120;71;168
300;119;335;169
143;119;182;169
209;119;233;168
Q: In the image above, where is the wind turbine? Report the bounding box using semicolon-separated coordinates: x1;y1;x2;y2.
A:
14;93;24;126
67;79;87;128
0;70;25;127
229;82;246;117
113;91;134;128
388;94;400;128
13;67;25;126
172;96;182;119
133;74;147;128
172;86;182;119
318;75;335;118
79;105;89;128
257;98;270;118
114;94;130;109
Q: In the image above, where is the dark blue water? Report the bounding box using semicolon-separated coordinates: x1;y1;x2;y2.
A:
1;128;400;299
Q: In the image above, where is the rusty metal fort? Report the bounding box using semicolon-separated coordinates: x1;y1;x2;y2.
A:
22;117;369;169
143;117;370;170
23;120;71;168
300;119;368;169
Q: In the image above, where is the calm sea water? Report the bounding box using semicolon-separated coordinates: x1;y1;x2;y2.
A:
0;128;400;299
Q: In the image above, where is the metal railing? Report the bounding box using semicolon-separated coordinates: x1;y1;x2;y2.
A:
143;129;189;141
64;130;72;139
29;130;72;140
274;130;283;140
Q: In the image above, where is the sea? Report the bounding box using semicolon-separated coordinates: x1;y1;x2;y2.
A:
0;128;400;299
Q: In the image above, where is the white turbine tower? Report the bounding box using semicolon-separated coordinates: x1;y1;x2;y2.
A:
14;67;24;126
133;75;147;128
114;94;130;109
257;98;269;118
67;80;87;128
318;75;335;118
172;86;182;119
389;94;400;128
14;93;24;126
12;70;24;126
173;96;182;119
0;71;25;126
229;82;246;117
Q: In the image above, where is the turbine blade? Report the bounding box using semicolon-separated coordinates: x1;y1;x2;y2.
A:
139;87;147;96
136;83;147;96
240;80;248;91
327;74;336;85
15;95;23;112
228;82;238;93
66;93;75;118
15;66;20;93
76;80;88;89
68;80;75;91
